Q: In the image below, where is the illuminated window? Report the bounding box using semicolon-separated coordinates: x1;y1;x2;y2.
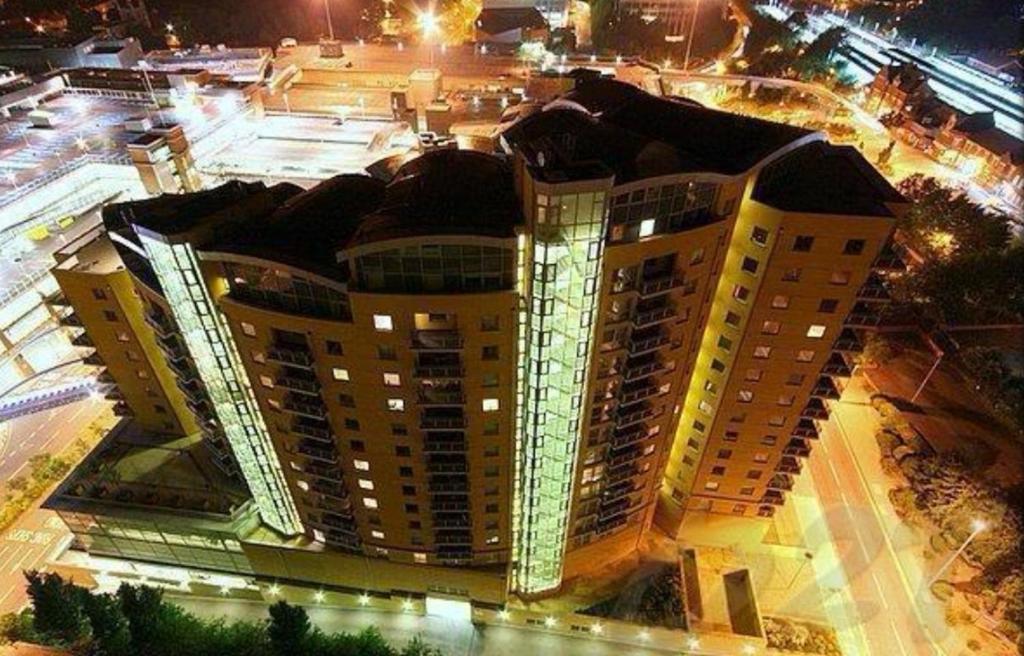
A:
332;367;350;381
704;481;720;491
259;375;274;389
761;321;781;335
383;372;401;387
296;480;309;491
414;553;427;563
744;368;763;382
777;395;795;406
116;331;130;342
698;400;714;414
358;479;374;490
486;535;500;545
482;398;499;412
387;398;405;411
703;380;718;394
373;314;393;332
753;345;772;359
353;459;370;471
371;530;385;539
690;248;705;265
806;324;827;339
639;218;656;238
738;390;754;403
830;271;851;285
796;350;815;362
363;497;379;509
241;322;256;337
751;226;769;246
772;295;790;309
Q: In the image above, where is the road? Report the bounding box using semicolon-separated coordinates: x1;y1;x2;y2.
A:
0;398;112;614
170;595;684;656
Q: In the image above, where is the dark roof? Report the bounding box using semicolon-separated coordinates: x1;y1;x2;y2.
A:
752;142;904;217
117;180;283;238
351;149;521;246
217;175;386;276
966;128;1024;165
504;79;812;179
570;79;813;175
475;7;547;35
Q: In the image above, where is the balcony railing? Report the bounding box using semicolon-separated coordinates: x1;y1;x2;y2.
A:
297;442;338;463
783;439;811;458
632;305;675;328
426;460;469;474
291;420;333;443
760;491;786;506
420;415;467;430
423;438;467;453
776;456;802;475
616;404;661;428
417;390;465;406
143;311;175;338
619;383;662;406
628;333;671;355
283;397;328;419
767;473;794;491
276;373;320;395
832;329;863;353
802;398;830;420
112;401;133;417
413;365;465;379
638;274;684;297
623;358;672;381
267;344;314;368
411;330;463;351
792;418;819;440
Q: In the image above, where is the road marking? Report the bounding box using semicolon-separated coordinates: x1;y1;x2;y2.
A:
827;459;842;487
870;572;889;609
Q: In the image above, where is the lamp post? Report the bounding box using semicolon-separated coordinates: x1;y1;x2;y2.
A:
322;0;335;40
927;519;986;588
682;0;702;75
418;11;439;67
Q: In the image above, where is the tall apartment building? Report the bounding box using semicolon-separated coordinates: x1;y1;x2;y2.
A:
56;78;903;603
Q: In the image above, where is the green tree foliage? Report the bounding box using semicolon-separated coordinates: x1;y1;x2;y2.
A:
24;570;88;645
15;575;442;656
897;175;1012;258
590;0;736;63
267;601;310;655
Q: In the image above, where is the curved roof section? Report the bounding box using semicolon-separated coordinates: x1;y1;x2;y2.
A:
561;78;814;176
350;149;521;247
752;143;905;217
215;175;386;277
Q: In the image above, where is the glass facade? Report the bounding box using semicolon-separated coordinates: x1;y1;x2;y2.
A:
139;235;302;535
356;244;515;293
224;262;351;321
608;181;719;243
515;191;607;595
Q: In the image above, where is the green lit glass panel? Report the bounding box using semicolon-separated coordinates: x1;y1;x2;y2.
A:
139;235;302;535
515;191;606;595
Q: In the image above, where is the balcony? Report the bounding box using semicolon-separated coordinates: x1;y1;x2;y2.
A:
637;274;684;297
267;343;314;368
276;372;320;395
811;377;841;401
435;546;473;562
791;418;820;440
417;388;465;406
760;491;786;506
599;496;633;517
430;499;471;512
433;514;471;527
767;473;794;491
821;353;852;377
83;352;104;366
776;456;802;475
58;311;82;328
420;413;467;430
783;438;811;458
832;329;863;353
424;436;467;453
845;302;881;328
619;381;662;406
70;332;93;348
632;305;675;328
143;311;175;338
628;331;671;355
311;479;348;503
606;444;643;468
435;531;473;546
283;395;328;420
45;290;69;307
411;330;463;351
428;479;469;493
610;424;650;449
606;462;639;482
595;513;628;534
857;274;891;302
297;440;338;463
291;419;333;443
873;244;906;272
616;403;661;429
304;462;343;482
185;396;212;418
426;460;468;474
802;397;830;420
413;365;465;379
96;370;115;384
623;357;672;382
112;401;133;417
176;377;205;402
103;387;123;401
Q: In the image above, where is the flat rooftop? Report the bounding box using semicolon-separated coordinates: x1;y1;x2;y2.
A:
47;421;249;519
54;227;124;275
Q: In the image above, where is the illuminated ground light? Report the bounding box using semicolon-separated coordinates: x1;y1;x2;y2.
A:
497;609;510;621
358;593;371;606
401;599;414;612
687;636;701;650
590;623;603;635
219;585;231;596
267;584;281;597
637;629;650;641
313;590;325;604
742;645;758;655
544;616;557;629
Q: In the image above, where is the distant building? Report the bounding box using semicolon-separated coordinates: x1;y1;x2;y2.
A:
81;0;152;32
0;35;141;74
481;0;567;31
474;7;548;44
143;46;273;83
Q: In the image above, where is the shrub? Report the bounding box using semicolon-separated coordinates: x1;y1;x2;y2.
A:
875;429;903;456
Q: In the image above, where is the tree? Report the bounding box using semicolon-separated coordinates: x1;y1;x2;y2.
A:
116;583;165;653
896;175;1012;259
83;592;131;656
400;636;444;656
267;601;311;655
24;571;87;645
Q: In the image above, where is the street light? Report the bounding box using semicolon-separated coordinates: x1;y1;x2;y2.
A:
928;518;987;587
321;0;335;40
417;10;440;67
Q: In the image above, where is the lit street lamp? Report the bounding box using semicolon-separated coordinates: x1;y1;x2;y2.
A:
927;518;987;587
418;11;440;67
321;0;335;40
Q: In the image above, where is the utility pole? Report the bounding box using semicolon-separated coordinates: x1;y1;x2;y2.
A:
323;0;335;40
682;0;702;74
